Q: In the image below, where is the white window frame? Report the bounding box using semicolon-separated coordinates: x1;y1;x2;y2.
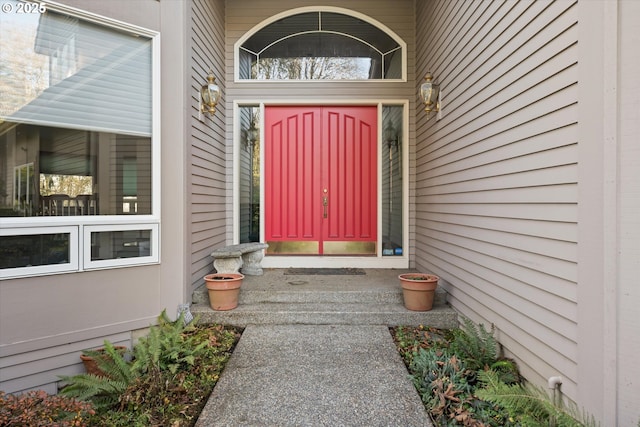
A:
83;223;159;270
0;226;79;279
0;2;161;278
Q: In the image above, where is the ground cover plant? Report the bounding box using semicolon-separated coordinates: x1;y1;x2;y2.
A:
391;319;597;427
0;389;95;427
0;310;241;427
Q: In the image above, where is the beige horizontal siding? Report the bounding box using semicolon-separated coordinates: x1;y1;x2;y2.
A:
189;0;227;292
1;332;130;394
416;0;579;401
617;1;640;423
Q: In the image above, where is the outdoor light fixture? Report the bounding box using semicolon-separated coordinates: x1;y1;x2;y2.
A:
243;120;259;151
247;120;259;144
383;120;398;150
200;71;221;116
419;72;440;118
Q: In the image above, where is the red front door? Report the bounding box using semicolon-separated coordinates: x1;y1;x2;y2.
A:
265;106;377;255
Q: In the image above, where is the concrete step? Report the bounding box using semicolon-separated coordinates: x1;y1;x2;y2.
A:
192;284;447;305
191;301;457;328
190;269;458;329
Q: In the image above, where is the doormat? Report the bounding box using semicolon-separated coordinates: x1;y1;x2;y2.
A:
284;268;366;275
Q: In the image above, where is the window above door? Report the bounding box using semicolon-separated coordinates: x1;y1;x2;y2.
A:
236;7;406;81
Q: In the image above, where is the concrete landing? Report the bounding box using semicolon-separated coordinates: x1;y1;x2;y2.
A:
195;324;432;427
191;269;458;329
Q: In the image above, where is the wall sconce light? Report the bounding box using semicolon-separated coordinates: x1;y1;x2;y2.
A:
420;72;440;119
383;120;398;150
243;120;259;152
200;71;221;116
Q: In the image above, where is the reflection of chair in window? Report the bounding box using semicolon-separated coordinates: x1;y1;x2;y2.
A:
49;194;70;216
40;195;51;215
76;194;97;215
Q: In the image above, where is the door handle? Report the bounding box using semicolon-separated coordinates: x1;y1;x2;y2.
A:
323;189;328;218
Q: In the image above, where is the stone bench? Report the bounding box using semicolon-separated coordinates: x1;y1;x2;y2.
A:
211;242;269;276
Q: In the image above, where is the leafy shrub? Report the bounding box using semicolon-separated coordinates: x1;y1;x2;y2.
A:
477;370;599;427
0;390;95;427
392;325;454;366
60;340;137;410
449;317;498;372
100;323;240;427
396;320;520;426
394;321;597;427
59;310;240;426
410;347;474;425
132;309;209;376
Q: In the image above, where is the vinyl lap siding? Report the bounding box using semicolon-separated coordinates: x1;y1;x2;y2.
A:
189;0;226;293
1;332;130;394
617;1;640;422
416;0;579;399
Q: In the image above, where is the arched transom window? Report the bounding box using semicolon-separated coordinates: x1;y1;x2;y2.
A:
237;9;405;81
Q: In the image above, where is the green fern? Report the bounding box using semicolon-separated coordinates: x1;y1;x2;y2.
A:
450;317;499;371
132;309;206;375
60;310;212;415
476;370;600;427
60;341;136;410
489;358;521;385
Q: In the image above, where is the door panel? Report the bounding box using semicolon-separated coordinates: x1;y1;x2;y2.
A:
265;107;322;254
323;107;377;251
265;106;377;255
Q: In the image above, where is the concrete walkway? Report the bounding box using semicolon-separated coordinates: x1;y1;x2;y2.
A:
195;324;432;427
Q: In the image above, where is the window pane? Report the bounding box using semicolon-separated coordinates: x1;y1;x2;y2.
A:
0;124;151;217
321;13;398;52
0;0;152;135
0;233;70;269
239;107;260;243
381;106;403;256
90;229;151;261
254;56;375;80
256;33;379;80
239;49;256;79
240;11;401;80
243;12;319;54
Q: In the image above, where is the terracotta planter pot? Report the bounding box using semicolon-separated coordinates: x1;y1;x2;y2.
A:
204;273;244;311
399;273;439;311
80;346;127;377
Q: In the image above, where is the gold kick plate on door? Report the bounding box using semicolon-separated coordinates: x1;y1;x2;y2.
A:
323;241;377;255
266;241;319;255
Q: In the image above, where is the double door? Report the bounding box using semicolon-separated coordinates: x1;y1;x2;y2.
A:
265;106;377;255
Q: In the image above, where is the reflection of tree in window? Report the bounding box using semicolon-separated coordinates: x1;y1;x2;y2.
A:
253;57;371;80
40;174;92;198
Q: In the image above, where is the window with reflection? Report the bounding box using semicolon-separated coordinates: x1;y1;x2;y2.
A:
0;232;70;269
381;105;403;256
0;2;152;218
90;229;152;261
239;11;403;80
238;106;261;243
0;125;151;217
0;1;157;277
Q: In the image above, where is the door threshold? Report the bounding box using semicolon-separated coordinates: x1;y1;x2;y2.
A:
262;256;408;269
